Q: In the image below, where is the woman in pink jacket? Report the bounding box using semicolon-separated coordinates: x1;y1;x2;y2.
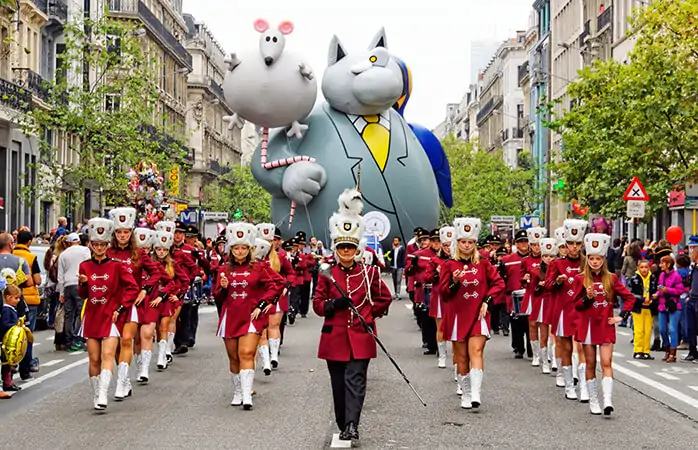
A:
654;255;685;363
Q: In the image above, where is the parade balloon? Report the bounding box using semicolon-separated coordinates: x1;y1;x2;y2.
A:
1;317;32;366
666;226;683;245
249;27;449;248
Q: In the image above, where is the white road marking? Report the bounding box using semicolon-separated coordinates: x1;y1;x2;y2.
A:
655;372;680;381
618;331;630;336
689;386;698;392
42;359;64;367
199;306;217;315
45;337;54;341
69;351;85;356
20;358;89;390
612;362;698;409
330;433;351;448
33;342;41;347
405;303;413;310
612;352;625;358
626;360;650;368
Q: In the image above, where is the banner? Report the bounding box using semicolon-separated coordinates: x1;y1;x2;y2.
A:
168;166;180;196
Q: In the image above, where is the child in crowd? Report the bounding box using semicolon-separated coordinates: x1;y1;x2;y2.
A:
676;254;692;348
1;284;23;398
629;260;658;360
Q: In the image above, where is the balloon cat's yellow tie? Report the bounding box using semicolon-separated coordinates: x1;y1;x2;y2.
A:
349;114;391;172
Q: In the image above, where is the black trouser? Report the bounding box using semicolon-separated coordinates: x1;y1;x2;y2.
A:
290;285;302;315
175;303;198;348
490;303;501;332
300;281;311;315
500;306;510;332
280;312;287;345
510;315;531;356
63;285;84;347
421;313;437;352
311;270;319;297
327;358;370;431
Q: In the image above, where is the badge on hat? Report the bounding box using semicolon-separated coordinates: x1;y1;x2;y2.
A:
226;222;255;248
153;231;174;250
584;233;610;257
440;226;455;244
453;217;481;241
329;188;365;247
540;238;558;256
109;207;136;230
88;218;114;242
563;219;588;243
527;227;547;245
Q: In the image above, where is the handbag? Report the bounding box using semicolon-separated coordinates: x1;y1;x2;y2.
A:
54;304;65;334
666;297;678;313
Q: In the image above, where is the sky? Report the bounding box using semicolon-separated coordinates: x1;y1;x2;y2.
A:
183;0;533;130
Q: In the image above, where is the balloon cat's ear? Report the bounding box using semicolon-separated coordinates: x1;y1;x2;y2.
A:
278;21;294;35
328;35;348;66
254;18;270;33
368;27;387;50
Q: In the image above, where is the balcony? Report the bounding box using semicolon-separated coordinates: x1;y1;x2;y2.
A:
476;95;503;126
29;0;48;10
210;159;230;176
579;20;590;47
47;0;67;23
518;61;529;87
139;123;192;163
502;127;524;142
12;68;49;103
108;0;193;69
0;78;33;113
209;78;225;102
597;6;612;34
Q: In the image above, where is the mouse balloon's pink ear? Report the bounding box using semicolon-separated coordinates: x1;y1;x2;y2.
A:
254;18;270;33
278;21;294;35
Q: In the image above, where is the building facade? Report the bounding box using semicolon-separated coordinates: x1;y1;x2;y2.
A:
182;14;241;204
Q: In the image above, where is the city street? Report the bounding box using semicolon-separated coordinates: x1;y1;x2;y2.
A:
3;284;698;449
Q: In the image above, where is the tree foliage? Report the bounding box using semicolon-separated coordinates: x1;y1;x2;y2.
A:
439;135;538;224
203;164;271;222
544;0;698;217
21;13;188;209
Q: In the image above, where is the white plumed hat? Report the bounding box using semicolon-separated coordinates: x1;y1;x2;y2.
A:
226;222;256;249
134;228;154;249
584;233;611;257
329;188;365;247
109;207;137;230
540;238;558;256
440;226;455;244
153;231;173;250
88;218;114;242
256;223;275;242
554;227;566;248
155;221;176;234
527;227;547;245
453;217;481;241
252;238;272;261
563;219;588;243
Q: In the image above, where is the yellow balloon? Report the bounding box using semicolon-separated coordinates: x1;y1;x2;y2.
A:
2;318;28;366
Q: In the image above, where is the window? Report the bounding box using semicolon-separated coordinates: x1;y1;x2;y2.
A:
105;94;121;112
107;34;122;62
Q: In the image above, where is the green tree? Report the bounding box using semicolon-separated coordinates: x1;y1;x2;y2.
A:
544;0;698;217
439;135;538;224
20;13;188;210
204;164;271;222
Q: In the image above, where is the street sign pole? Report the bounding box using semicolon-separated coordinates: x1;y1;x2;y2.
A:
623;178;649;222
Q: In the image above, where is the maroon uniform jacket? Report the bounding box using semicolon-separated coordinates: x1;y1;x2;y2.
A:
573;273;635;345
501;252;529;313
406;247;437;304
172;242;206;281
277;248;296;286
313;263;392;361
78;257;139;339
545;256;584;337
213;260;285;338
405;241;419;292
107;247;161;293
520;254;542;316
426;253;448;319
290;252;308;287
439;257;505;341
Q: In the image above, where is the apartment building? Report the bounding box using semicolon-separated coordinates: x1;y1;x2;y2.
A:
182;14;241;204
612;0;647;63
477;31;526;169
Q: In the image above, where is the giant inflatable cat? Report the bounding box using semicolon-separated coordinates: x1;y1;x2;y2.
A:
250;28;451;246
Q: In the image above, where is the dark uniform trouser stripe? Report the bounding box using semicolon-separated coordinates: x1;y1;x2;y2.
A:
327;358;370;430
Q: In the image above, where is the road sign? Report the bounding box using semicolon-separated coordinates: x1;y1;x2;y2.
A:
518;215;540;229
622;177;650;201
491;215;516;222
626;200;646;218
179;209;199;224
202;212;229;221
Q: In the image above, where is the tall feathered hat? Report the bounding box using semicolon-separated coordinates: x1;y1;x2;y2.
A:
584;233;610;257
134;228;154;249
155;221;176;234
563;219;588;243
226;222;256;250
252;238;272;261
440;226;455;245
109;207;137;230
88;218;114;242
527;227;547;245
355;238;368;263
329;188;365;248
153;231;174;250
453;217;481;241
256;223;275;242
540;238;558;256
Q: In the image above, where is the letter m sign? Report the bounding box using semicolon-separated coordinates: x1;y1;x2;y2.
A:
180;209;199;225
518;215;540;230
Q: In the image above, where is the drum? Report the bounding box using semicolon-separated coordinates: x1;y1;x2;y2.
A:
512;289;526;318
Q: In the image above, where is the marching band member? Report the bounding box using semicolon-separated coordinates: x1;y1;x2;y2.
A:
520;227;545;367
574;233;634;415
213;223;285;410
288;237;308;325
427;226;454;369
550;227;567;372
107;208;162;400
407;228;439;356
502;230;531;359
79;218;138;411
152;231;189;370
274;232;295;351
532;238;558;374
439;218;505;410
546;219;588;400
313;189;392;444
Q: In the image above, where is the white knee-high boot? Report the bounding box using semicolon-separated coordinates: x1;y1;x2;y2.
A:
540;347;551;374
240;369;255;410
531;341;540;366
230;372;242;406
259;345;272;376
114;362;132;401
555;358;564;387
437;342;447;368
138;350;152;383
470;368;483;408
167;332;175;355
91;376;102;410
157;340;168;370
97;370;111;410
602;377;614;415
588;379;602;415
572;351;579;382
562;366;577;400
269;338;281;368
578;363;589;403
458;374;471;409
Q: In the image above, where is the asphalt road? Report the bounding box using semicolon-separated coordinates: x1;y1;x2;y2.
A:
3;285;698;449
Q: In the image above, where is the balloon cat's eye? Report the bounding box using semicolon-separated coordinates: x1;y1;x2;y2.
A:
266;36;271;42
370;48;389;67
273;37;278;43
